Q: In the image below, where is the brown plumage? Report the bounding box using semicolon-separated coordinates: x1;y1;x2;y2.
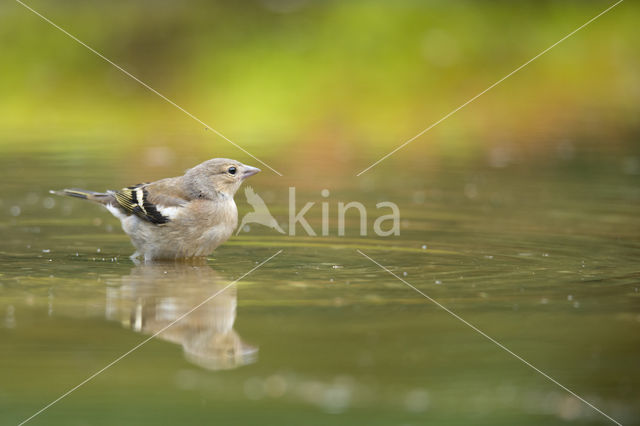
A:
52;158;260;261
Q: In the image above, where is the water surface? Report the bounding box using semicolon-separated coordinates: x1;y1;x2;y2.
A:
1;150;638;425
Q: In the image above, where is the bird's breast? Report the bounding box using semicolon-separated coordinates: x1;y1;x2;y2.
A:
187;198;237;239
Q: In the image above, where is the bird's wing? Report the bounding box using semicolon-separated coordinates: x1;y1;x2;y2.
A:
144;177;190;207
114;183;185;225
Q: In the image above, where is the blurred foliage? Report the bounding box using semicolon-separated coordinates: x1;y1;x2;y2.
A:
0;0;638;163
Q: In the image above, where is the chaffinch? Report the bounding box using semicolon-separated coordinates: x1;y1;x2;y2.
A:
110;263;257;370
52;158;260;261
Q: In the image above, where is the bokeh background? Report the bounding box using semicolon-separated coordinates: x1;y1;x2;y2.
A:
1;1;639;425
1;0;638;173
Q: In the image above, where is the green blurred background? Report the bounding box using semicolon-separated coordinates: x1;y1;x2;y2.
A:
1;1;639;425
1;0;638;172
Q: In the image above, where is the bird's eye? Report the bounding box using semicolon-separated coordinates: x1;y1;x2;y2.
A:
228;166;237;175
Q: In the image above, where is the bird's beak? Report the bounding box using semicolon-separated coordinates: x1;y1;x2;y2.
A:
242;166;261;179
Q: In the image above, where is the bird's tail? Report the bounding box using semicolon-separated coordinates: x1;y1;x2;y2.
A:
50;188;114;205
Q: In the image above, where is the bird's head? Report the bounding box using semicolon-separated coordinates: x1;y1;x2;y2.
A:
184;158;261;199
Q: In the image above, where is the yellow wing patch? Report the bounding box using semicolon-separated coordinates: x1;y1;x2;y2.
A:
115;185;169;225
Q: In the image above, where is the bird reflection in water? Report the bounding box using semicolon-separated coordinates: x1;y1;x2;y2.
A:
105;261;258;370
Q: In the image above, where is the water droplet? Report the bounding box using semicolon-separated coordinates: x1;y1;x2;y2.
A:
42;197;56;209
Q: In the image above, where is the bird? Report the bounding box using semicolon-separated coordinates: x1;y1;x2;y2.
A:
109;263;257;370
236;186;285;235
51;158;260;261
